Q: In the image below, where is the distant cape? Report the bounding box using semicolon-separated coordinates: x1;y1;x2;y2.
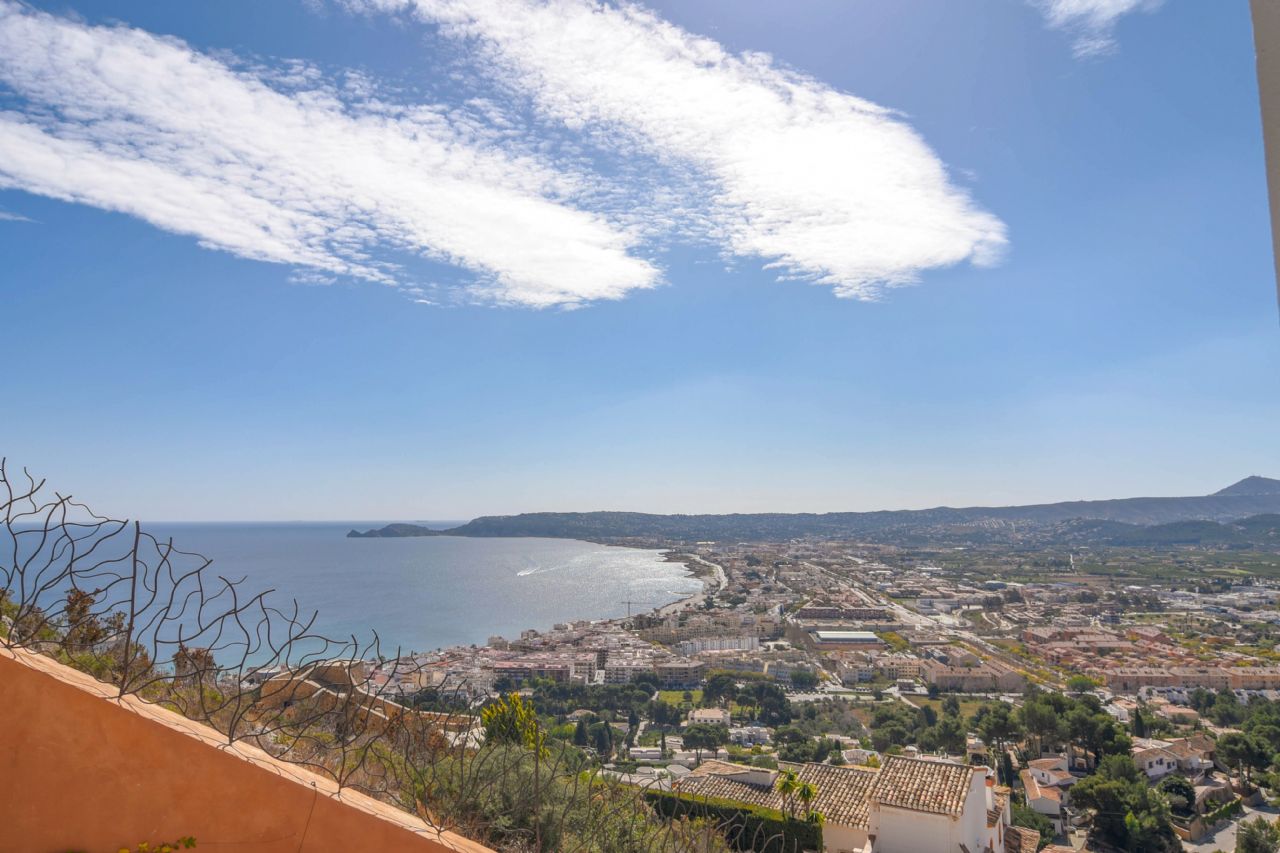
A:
347;477;1280;544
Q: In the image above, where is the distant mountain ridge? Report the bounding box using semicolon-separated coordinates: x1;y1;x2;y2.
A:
1213;476;1280;497
1052;514;1280;547
347;477;1280;543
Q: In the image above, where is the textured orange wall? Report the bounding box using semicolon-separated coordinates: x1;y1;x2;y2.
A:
1252;0;1280;310
0;646;489;853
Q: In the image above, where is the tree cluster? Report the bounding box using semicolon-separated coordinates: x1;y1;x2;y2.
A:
1069;755;1180;853
1018;690;1131;769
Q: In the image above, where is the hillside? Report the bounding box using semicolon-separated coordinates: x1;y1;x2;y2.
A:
1213;476;1280;497
1059;514;1280;547
347;478;1280;543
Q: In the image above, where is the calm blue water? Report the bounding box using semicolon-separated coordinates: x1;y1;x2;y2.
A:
130;523;702;653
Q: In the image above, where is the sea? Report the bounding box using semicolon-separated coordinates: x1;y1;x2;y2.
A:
128;523;703;654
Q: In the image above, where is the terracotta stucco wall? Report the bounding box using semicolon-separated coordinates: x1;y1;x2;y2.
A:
0;646;490;853
1252;0;1280;311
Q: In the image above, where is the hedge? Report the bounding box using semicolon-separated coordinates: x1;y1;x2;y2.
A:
1204;797;1243;825
643;789;823;853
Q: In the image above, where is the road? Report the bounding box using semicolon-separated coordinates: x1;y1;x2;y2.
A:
1182;801;1278;852
803;560;1067;691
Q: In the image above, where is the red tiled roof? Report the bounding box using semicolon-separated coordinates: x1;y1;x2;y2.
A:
673;761;878;829
1020;770;1062;805
988;788;1010;827
677;756;990;827
794;762;879;829
870;756;977;817
1004;825;1040;853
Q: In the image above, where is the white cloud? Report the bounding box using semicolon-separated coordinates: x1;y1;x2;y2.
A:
0;1;658;308
0;0;1011;308
1034;0;1164;57
0;208;34;222
344;0;1008;300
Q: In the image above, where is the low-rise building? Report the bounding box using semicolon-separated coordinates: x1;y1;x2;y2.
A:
655;659;707;689
1104;665;1280;693
1228;666;1280;690
1131;735;1215;780
874;654;923;681
1020;756;1075;834
768;660;818;685
675;636;760;656
671;756;1012;853
867;756;1010;853
1105;667;1177;692
603;659;656;684
920;659;1026;693
839;661;876;685
688;707;732;727
1132;741;1179;780
810;630;884;649
729;725;771;746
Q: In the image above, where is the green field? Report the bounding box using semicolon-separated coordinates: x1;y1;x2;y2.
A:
658;689;703;707
656;690;751;716
909;698;988;720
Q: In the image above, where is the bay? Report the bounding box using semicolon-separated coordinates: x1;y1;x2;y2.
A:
140;523;702;653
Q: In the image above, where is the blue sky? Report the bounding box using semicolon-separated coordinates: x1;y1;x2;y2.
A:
1;0;1278;521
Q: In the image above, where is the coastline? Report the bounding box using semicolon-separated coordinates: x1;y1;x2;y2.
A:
141;525;705;655
653;551;726;617
391;542;715;655
341;524;716;629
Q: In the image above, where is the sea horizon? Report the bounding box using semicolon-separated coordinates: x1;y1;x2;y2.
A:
135;522;703;654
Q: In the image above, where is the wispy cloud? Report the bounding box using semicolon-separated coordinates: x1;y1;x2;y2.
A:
345;0;1007;300
0;0;1008;308
0;1;658;307
0;208;34;222
1033;0;1164;58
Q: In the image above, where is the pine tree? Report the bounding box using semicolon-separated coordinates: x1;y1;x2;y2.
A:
1001;751;1015;787
1238;815;1280;853
1132;707;1148;738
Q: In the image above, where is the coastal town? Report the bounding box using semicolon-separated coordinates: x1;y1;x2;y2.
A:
10;471;1280;853
265;530;1280;853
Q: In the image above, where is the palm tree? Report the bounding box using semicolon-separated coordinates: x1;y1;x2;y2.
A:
776;770;799;818
797;781;818;821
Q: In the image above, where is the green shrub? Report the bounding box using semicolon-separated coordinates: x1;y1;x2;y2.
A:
643;789;821;853
1203;797;1242;824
